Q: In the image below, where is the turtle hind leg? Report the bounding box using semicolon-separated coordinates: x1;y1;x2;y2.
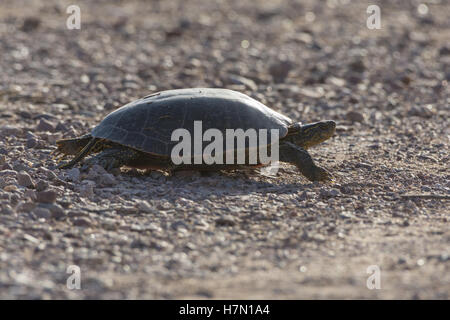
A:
52;134;93;157
57;138;99;169
279;141;332;182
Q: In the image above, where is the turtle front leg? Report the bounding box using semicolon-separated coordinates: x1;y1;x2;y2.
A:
279;141;332;182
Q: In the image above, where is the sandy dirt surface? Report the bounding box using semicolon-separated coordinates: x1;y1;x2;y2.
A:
0;0;449;299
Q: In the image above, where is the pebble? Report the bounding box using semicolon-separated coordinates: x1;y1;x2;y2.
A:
339;211;356;219
3;185;17;192
36;119;55;132
1;163;13;170
349;59;366;73
24;189;36;200
0;125;22;137
0;191;10;200
66;168;80;182
228;74;257;91
72;217;92;227
13;162;30;172
0;169;17;177
36;190;58;203
215;215;236;226
269;60;293;83
136;200;157;214
39;203;66;219
46;170;58;181
17;171;34;188
117;206;138;215
0;155;5;166
16;201;36;212
171;220;189;231
86;165;107;179
35;180;48;192
408;105;435;118
320;188;341;198
100;173;117;186
0;204;14;215
26;137;38;148
79;183;94;198
21;16;41;32
33;208;52;219
346;111;365;123
439;45;450;56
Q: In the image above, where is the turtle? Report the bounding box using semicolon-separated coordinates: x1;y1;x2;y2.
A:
52;88;336;181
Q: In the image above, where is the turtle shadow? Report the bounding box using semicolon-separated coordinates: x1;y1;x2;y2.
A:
123;169;318;203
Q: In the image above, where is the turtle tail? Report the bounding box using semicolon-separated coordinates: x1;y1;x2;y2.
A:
56;138;99;169
51;134;92;158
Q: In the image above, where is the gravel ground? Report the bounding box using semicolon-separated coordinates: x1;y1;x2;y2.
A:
0;0;449;299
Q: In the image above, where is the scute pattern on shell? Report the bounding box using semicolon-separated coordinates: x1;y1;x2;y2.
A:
91;88;293;156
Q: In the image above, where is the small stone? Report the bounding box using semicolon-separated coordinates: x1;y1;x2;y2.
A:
1;204;14;215
3;185;17;192
339;211;355;219
117;206;138;215
1;163;13;170
17;171;34;188
100;173;117;186
439;45;450;56
35;180;48;192
21;16;41;32
24;189;36;200
215;215;236;226
0;191;10;200
26;137;38;148
25;131;37;139
66;168;80;181
87;165;107;179
405;200;419;213
149;171;164;179
0;125;22;137
45;133;61;144
269;60;293;83
136;200;157;213
55;122;69;132
16;201;36;212
46;170;58;181
72;217;92;227
13;162;30;172
320;188;341;198
36;190;57;203
228;74;257;91
408;105;435;118
0;155;5;166
346;111;365;123
40;203;66;219
0;169;17;177
79;184;94;198
349;59;366;73
33;208;51;219
171;220;188;231
36;119;55;132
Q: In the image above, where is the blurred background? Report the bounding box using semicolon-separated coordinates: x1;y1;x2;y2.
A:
1;0;448;122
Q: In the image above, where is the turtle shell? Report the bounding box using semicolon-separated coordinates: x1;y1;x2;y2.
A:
91;88;293;157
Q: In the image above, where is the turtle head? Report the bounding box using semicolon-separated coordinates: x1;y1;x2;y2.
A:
293;120;336;149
